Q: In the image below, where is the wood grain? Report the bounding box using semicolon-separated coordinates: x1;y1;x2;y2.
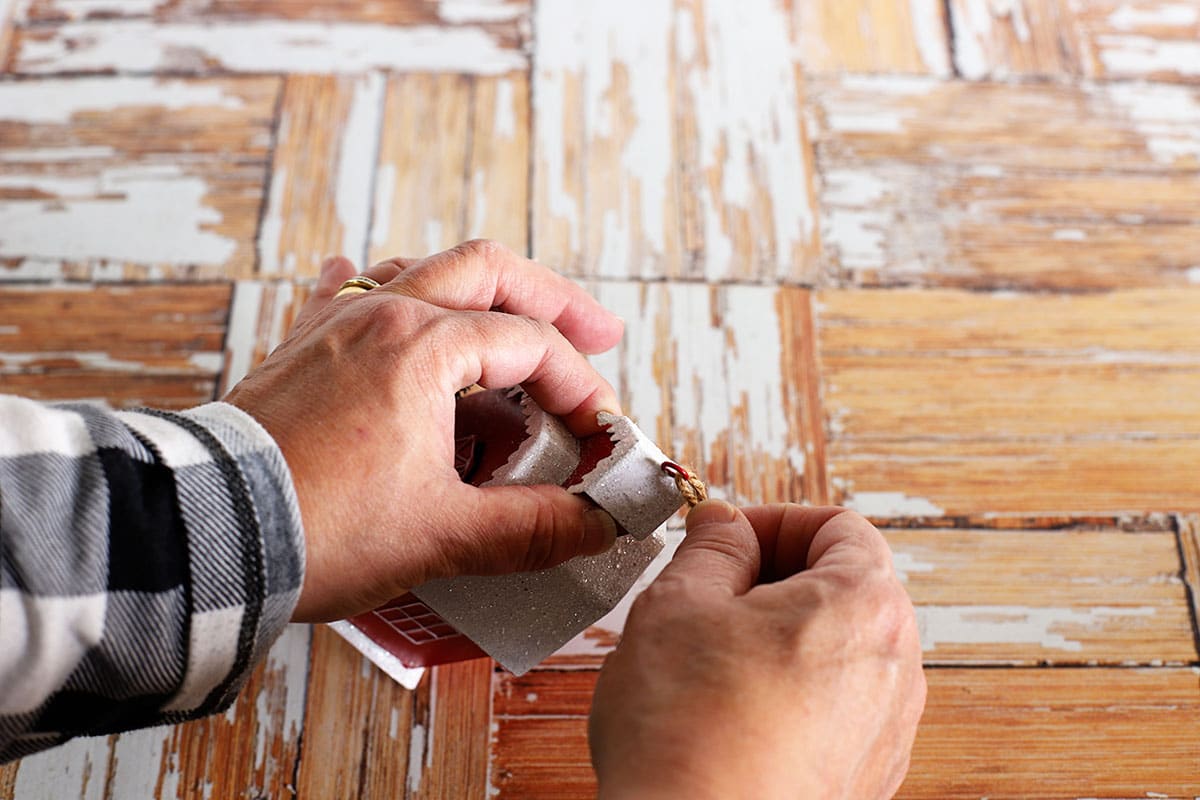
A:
258;74;383;278
0;284;230;409
945;0;1200;83
819;288;1200;516
492;668;1200;799
0;77;277;282
807;75;1200;290
532;0;819;282
6;3;528;76
1178;514;1200;649
795;0;951;74
368;71;529;263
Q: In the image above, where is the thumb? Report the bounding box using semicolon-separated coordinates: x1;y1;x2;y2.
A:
657;499;760;595
439;484;619;576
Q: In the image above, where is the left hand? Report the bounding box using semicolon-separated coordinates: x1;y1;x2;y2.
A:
226;240;626;622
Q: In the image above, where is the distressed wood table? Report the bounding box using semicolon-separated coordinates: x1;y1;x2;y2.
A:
2;1;1199;797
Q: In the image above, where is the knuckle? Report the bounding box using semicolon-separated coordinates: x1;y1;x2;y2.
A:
452;238;506;263
517;488;567;571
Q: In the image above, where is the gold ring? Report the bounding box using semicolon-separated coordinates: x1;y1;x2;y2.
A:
335;276;381;297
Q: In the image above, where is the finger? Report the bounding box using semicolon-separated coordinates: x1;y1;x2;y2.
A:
435;483;618;576
742;505;892;580
362;256;419;286
293;256;357;329
387;239;624;355
653;500;760;596
428;310;619;435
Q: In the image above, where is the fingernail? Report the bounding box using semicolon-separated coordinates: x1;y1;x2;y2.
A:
583;508;618;554
686;498;738;528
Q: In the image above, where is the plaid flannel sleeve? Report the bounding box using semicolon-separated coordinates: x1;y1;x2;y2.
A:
0;396;305;762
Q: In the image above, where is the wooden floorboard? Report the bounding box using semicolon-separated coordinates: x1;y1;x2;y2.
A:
492;668;1200;800
2;0;1199;796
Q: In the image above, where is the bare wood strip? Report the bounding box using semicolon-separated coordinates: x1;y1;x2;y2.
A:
807;76;1200;290
533;0;818;283
409;660;492;800
819;288;1200;516
259;74;383;278
0;77;277;281
1073;0;1200;82
296;625;407;797
1178;514;1200;649
0;284;230;409
795;0;951;75
492;668;1200;799
369;71;530;264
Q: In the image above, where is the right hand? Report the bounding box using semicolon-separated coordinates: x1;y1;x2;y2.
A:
588;501;926;799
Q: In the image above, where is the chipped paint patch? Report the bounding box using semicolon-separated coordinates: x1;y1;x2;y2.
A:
406;722;427;794
919;604;1157;652
1053;228;1088;241
844;491;944;517
1099;82;1200;165
0;77;245;124
0;145;116;162
910;0;952;75
1094;34;1200;78
820;76;935;133
1107;2;1199;30
892;549;936;582
370;163;397;249
1186;266;1200;283
0;165;236;265
15;20;528;75
335;72;385;266
437;0;525;24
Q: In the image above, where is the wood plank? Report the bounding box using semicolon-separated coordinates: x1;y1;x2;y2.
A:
295;624;412;797
1072;0;1200;83
368;71;529;263
795;0;951;74
947;0;1080;78
22;0;527;32
408;660;492;800
0;77;277;282
2;625;311;799
819;288;1200;516
890;528;1195;665
7;13;527;75
491;668;1200;799
0;284;230;409
258;74;383;278
587;283;820;507
543;523;1196;669
219;281;311;396
532;0;818;283
807;75;1200;290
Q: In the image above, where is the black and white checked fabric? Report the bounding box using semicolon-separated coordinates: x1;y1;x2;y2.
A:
0;396;304;762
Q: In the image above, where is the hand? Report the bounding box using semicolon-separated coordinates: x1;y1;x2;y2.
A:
225;240;626;622
588;501;925;799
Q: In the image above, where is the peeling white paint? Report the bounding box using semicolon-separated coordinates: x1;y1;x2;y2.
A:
951;0;1032;79
406;722;427;794
1108;2;1199;30
370;163;397;249
1099;82;1200;164
16;20;528;75
423;219;445;255
845;491;945;517
0;164;237;265
493;76;517;139
1186;265;1200;283
221;281;265;394
1095;34;1200;78
677;0;816;280
892;549;936;582
336;73;385;265
257;165;288;275
1053;228;1088;241
0;77;246;124
820;168;891;269
110;727;180;799
909;0;953;75
919;604;1157;652
13;730;112;799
